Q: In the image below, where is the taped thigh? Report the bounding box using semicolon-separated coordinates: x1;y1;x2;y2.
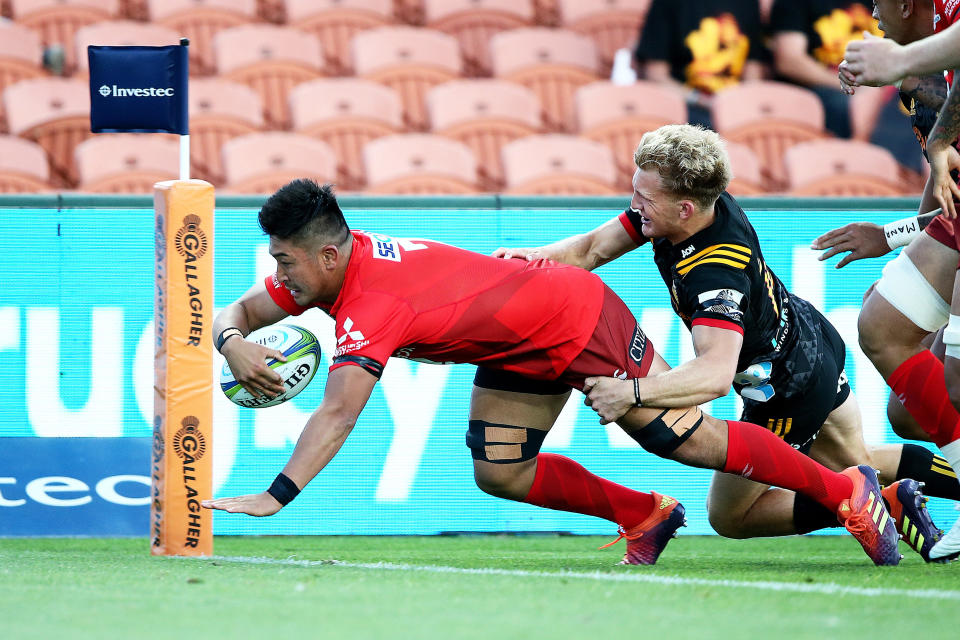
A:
874;251;950;332
465;420;548;463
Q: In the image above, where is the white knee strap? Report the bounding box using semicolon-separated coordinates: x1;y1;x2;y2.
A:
944;315;960;359
874;252;950;333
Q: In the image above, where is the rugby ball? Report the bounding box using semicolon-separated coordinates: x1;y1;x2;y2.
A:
220;324;321;408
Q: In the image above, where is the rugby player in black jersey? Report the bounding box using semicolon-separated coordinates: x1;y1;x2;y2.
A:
495;123;954;560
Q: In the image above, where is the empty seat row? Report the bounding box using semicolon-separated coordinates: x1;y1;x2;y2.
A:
2;0;649;77
0;129;913;198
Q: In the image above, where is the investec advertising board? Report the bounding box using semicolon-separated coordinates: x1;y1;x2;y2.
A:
0;206;948;535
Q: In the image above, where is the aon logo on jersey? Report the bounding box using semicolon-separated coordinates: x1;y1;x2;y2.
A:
368;232;429;262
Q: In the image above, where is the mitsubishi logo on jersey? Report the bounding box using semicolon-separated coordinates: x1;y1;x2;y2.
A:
337;317;365;345
335;317;370;356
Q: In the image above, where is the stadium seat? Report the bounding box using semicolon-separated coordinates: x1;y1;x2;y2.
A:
0;22;45;133
500;134;619;194
784;139;908;196
290;78;402;190
427;79;540;190
725;141;764;196
424;0;532;77
3;76;90;186
73;21;180;75
11;0;119;75
711;81;828;192
147;0;257;77
0;134;51;192
221;132;337;193
286;0;394;76
74;133;179;192
558;0;650;74
188;78;264;185
214;24;325;130
490;27;601;132
574;80;686;190
352;26;461;132
363;133;479;193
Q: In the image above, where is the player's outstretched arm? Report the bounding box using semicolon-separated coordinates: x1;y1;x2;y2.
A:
492;217;637;271
811;209;943;268
202;365;378;516
214;280;290;399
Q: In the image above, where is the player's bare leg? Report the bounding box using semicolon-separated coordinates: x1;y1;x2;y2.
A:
468;384;684;565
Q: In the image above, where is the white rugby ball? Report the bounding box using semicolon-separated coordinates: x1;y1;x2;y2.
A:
220;324;321;408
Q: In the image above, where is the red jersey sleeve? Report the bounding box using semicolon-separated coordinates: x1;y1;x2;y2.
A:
617;208;649;246
330;292;415;378
263;273;312;316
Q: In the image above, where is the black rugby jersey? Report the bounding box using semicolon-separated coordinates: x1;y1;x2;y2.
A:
619;192;796;374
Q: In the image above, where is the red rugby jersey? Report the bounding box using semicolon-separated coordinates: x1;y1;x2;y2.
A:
935;0;960;86
265;230;605;380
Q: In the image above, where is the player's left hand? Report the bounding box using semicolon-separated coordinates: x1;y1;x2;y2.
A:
810;222;888;268
582;376;634;424
926;141;960;219
844;32;907;87
838;59;858;95
491;246;544;260
201;492;282;517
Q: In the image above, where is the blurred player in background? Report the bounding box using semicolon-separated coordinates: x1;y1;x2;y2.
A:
819;0;960;559
203;179;901;567
494;124;953;561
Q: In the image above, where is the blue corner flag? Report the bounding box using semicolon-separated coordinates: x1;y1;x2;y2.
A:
88;44;188;134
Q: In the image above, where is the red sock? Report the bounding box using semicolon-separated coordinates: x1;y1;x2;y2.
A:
723;420;853;512
523;453;655;528
888;350;960;447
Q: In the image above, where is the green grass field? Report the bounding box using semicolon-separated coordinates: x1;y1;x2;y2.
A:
3;535;960;639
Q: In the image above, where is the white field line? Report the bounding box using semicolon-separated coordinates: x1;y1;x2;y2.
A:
181;554;960;601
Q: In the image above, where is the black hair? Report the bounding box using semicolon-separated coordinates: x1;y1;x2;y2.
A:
258;179;350;246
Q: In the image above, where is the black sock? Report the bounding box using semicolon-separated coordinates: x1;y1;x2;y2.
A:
792;492;841;534
897;444;960;501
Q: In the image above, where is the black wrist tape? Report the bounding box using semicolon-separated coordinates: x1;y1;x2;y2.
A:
267;472;300;506
215;327;242;352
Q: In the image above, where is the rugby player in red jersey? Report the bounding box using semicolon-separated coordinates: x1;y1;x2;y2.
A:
819;0;960;559
202;179;900;566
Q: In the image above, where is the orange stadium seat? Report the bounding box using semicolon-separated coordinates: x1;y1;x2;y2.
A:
3;76;90;186
221;132;337;193
558;0;650;74
74;21;180;76
363;133;479;194
214;24;325;130
0;134;51;192
352;26;461;131
427;79;540;190
424;0;532;77
188;78;263;185
490;27;601;133
501;134;618;194
784;139;908;196
11;0;119;75
725;141;764;196
286;0;394;76
290;78;402;190
0;22;45;133
147;0;257;77
74;133;179;192
711;81;828;192
575;80;686;190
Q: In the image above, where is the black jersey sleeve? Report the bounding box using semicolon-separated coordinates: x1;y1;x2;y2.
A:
678;260;752;335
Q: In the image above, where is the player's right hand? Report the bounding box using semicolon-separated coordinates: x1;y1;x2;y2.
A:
491;246;544;260
220;337;287;399
810;222;888;268
927;141;960;219
838;60;858;95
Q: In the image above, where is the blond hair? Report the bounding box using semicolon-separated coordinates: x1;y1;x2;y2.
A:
633;124;732;210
